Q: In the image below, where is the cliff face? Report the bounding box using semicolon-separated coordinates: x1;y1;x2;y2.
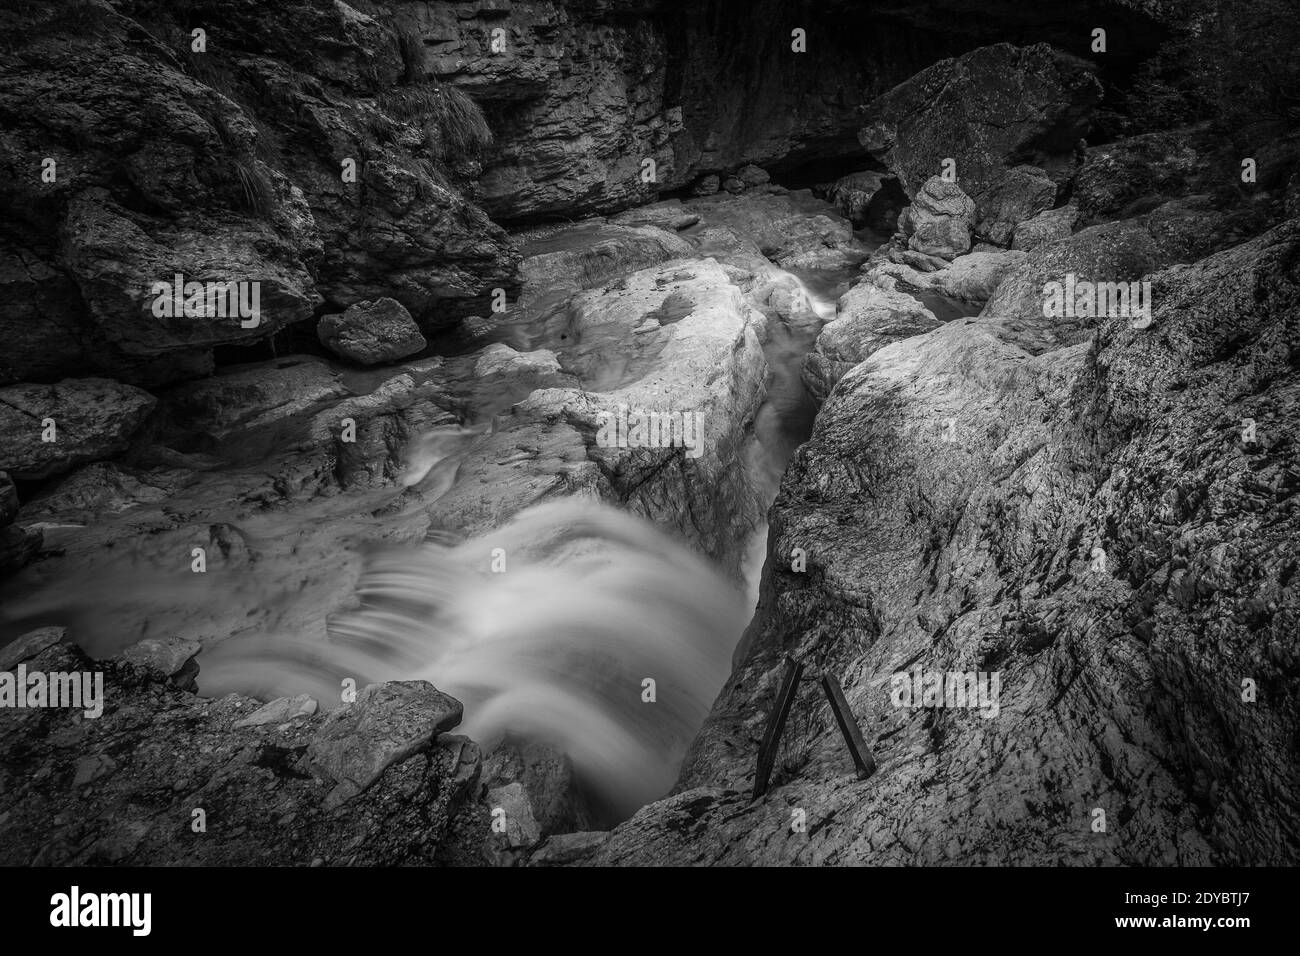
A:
394;0;964;223
1;0;522;386
575;217;1300;866
0;0;1168;386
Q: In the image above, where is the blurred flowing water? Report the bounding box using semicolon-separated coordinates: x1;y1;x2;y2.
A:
0;236;864;818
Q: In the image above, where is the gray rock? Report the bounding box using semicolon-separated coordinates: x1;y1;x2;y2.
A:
0;378;157;480
722;176;746;194
317;298;427;366
0;524;42;576
0;472;17;526
860;43;1101;220
590;219;1300;867
120;637;201;691
482;737;593;836
161;356;347;445
529;830;610;867
1073;124;1219;223
0;626;66;670
905;177;976;259
802;275;942;401
73;755;117;787
976;165;1057;245
873;250;1027;305
736;164;770;187
691;174;721;196
1011;204;1079;251
980;218;1172;354
307;681;463;808
485;782;543;849
233;694;319;729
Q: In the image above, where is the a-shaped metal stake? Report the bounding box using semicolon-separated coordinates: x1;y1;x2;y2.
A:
751;655;876;801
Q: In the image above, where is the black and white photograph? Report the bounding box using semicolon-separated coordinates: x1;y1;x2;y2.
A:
0;0;1296;931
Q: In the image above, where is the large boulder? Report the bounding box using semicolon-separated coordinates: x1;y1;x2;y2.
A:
0;2;518;383
588;219;1300;866
860;42;1101;229
801;275;941;402
0;378;157;480
903;177;976;259
1073;124;1220;223
0;637;487;865
979;218;1173;354
975;165;1058;245
307;681;464;808
683;190;865;270
822;171;904;232
1011;203;1079;251
317;298;428;366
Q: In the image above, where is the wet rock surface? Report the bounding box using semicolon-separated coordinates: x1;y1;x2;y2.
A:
0;637;488;865
3;0;1299;871
576;220;1300;866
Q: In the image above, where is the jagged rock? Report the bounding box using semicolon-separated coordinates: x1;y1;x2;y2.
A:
823;171;891;228
0;1;517;383
21;462;177;519
888;247;948;273
120;637;202;692
233;695;320;729
976;165;1057;245
485;782;543;850
801;275;942;401
0;640;486;865
160;357;347;448
589;218;1300;867
482;737;594;836
1073;124;1220;223
979;218;1172;354
0;525;42;577
59;192;322;368
860;43;1101;220
873;250;1027;305
529;830;610;866
685;190;865;270
0;378;156;480
0;472;17;526
1138;194;1263;263
0;626;66;670
723;176;746;194
73;755;117;787
317;298;428;366
1011;204;1079;251
904;177;976;259
736;164;771;187
307;681;463;808
426;255;769;571
692;174;722;196
518;223;694;308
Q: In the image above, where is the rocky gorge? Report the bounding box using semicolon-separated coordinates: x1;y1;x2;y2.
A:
1;0;1298;867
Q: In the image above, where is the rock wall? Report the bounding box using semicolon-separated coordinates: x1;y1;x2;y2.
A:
570;218;1300;866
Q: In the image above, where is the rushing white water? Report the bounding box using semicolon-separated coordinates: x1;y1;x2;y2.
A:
0;223;870;824
198;498;749;820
